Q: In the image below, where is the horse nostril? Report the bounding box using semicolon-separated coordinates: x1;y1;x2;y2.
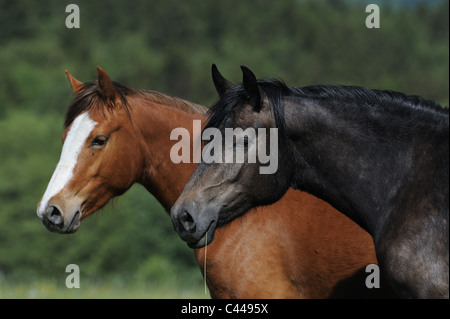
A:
180;210;196;233
45;205;64;228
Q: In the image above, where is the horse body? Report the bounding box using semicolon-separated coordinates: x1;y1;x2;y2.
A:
203;190;384;298
171;65;448;298
37;67;391;298
284;91;449;298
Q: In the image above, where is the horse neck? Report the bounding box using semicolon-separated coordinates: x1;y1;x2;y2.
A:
284;97;423;237
129;96;206;212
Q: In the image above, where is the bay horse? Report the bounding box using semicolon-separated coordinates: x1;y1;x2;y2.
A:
171;65;449;298
37;67;392;298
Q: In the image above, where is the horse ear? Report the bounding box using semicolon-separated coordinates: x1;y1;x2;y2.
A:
96;66;116;100
241;66;262;112
65;70;85;94
212;64;233;97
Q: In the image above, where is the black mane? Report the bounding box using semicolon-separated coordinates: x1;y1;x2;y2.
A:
292;84;447;115
206;79;448;133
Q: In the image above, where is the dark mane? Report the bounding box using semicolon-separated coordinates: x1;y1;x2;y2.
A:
206;79;448;133
206;79;291;134
64;81;207;128
292;84;447;116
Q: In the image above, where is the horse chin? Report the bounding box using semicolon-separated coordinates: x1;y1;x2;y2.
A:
187;220;217;249
41;211;81;234
64;211;81;233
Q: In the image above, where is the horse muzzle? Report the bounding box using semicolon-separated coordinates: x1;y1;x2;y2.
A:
37;202;81;234
170;202;218;249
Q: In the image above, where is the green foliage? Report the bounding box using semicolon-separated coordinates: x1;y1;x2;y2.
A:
0;0;448;296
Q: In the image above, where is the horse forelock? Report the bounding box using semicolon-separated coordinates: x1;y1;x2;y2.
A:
64;81;133;128
205;80;289;147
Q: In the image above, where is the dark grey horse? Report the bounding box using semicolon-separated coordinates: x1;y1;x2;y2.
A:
171;65;449;298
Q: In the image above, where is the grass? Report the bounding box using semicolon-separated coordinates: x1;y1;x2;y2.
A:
0;279;210;299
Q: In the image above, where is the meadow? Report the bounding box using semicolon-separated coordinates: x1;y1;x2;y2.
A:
0;279;208;299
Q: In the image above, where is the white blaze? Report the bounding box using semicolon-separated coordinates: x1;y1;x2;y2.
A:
37;112;97;217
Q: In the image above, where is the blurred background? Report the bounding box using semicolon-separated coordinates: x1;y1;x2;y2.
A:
0;0;448;298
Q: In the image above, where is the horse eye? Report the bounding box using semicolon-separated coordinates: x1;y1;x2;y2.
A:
243;136;249;148
233;136;249;149
91;135;108;147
